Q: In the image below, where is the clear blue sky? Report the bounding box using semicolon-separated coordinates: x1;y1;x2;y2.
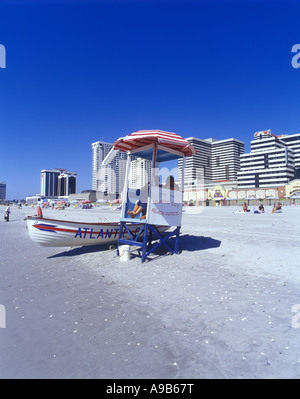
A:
1;0;300;200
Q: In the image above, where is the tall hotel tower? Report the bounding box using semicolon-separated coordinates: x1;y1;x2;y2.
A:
91;141;113;191
92;140;152;196
0;182;6;201
179;137;244;185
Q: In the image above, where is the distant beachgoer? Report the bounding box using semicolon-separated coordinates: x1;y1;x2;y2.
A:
243;202;248;211
272;202;282;213
258;204;264;212
5;204;10;221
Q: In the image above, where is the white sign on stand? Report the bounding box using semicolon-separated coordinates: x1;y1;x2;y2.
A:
147;185;182;226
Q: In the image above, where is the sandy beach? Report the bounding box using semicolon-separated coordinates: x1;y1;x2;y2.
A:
0;204;300;379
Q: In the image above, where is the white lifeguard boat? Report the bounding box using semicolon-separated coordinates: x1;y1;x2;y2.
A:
26;213;169;247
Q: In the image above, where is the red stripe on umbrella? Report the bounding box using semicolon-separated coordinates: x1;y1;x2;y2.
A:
113;130;196;156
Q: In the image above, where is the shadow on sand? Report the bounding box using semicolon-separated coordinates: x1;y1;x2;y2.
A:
47;244;115;259
177;234;221;251
47;234;221;259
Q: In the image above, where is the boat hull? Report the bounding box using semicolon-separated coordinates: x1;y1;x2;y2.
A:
26;216;168;247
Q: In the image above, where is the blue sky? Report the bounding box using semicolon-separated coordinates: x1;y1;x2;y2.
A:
0;0;300;200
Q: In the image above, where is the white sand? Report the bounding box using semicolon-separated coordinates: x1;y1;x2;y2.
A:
0;204;300;379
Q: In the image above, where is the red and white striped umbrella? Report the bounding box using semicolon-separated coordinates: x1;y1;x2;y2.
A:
112;130;196;157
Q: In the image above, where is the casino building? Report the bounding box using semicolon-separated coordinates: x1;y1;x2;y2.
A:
182;130;300;206
41;169;77;198
237;130;295;188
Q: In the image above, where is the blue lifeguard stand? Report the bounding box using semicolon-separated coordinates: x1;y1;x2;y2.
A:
112;130;196;262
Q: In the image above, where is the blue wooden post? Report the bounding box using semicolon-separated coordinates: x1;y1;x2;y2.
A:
174;226;181;254
141;224;149;263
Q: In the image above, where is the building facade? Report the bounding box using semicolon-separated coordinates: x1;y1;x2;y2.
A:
178;136;244;187
0;182;6;201
183;178;300;206
57;171;77;196
41;169;77;197
237;130;295;188
128;157;152;190
92;140;152;197
91;141;113;191
279;133;300;178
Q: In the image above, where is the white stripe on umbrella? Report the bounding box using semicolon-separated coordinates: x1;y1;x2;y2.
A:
113;130;196;156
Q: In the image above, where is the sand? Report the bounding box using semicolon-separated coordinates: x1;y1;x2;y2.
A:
0;204;300;379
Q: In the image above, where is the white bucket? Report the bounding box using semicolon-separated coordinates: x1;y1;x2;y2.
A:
119;245;131;262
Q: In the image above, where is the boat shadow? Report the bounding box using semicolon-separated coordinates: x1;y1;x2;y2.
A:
47;244;115;258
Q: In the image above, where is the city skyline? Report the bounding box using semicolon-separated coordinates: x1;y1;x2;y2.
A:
1;0;300;199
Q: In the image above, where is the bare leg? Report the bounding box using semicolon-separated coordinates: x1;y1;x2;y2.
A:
127;204;139;218
127;205;144;218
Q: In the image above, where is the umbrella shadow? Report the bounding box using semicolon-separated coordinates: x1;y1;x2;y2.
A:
177;234;221;251
133;234;221;260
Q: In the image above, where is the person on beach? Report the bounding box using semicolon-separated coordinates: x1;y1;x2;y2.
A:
258;204;264;212
243;202;248;212
127;200;147;219
5;204;10;221
272;201;282;213
127;182;149;220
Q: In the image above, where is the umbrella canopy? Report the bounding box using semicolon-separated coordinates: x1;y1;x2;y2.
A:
112;130;196;159
56;200;66;204
78;200;92;204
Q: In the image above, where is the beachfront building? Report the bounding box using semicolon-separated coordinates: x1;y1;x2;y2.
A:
41;168;77;197
0;181;6;201
237;130;295;188
279;132;300;178
92;140;152;198
183;178;300;207
92;140;129;197
57;171;77;196
128;157;152;190
91;141;113;191
178;136;244;188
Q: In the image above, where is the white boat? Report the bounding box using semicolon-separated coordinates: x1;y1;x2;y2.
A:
26;215;169;247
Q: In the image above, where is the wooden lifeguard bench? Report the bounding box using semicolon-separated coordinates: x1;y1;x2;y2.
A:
112;130;196;262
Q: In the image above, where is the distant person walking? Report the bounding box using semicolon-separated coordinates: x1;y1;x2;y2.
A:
4;204;10;221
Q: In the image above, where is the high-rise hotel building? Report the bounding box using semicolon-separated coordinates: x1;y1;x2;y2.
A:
279;132;300;178
91;141;113;191
0;182;6;201
128;157;152;189
41;169;77;197
178;137;244;185
237;130;295;188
